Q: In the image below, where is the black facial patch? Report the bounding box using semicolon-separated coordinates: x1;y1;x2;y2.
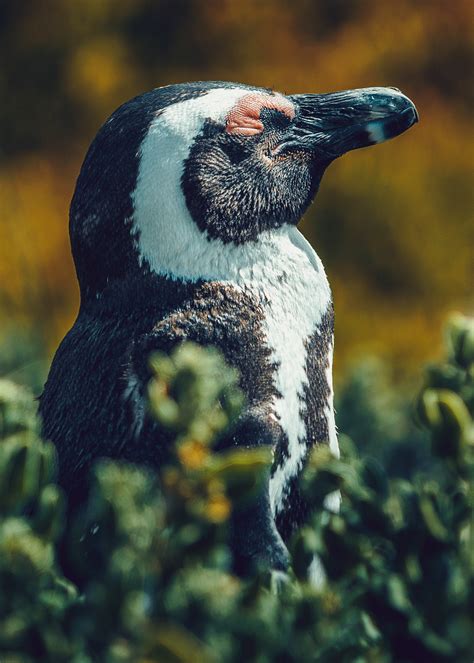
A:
222;135;254;166
182;120;320;244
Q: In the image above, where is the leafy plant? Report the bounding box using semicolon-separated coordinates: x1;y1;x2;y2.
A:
0;317;472;662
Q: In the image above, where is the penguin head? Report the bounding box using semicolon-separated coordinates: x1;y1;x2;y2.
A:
70;81;418;299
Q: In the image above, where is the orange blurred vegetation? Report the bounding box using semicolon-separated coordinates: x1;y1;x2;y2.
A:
0;0;472;380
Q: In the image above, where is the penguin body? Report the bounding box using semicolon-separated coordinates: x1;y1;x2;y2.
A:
40;81;418;571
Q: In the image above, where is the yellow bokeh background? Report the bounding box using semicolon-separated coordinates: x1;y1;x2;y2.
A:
0;0;472;381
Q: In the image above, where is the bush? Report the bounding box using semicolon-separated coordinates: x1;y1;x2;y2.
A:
0;318;472;662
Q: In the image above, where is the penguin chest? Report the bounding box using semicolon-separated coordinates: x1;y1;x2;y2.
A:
248;241;337;516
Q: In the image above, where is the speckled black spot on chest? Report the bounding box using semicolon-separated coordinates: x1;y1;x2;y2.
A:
301;303;334;445
126;279;283;417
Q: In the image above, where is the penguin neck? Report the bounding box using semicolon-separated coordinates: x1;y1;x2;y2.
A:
135;220;329;293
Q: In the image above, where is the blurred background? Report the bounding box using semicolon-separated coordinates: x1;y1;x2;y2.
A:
0;0;472;398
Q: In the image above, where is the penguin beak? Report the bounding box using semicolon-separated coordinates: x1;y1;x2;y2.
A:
280;87;418;159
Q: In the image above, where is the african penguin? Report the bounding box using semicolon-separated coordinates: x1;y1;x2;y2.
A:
40;81;418;574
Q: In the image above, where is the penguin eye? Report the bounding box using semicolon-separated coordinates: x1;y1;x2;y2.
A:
260;107;292;131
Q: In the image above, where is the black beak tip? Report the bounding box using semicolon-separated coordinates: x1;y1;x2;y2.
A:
400;93;419;126
412;104;420;124
365;92;419;144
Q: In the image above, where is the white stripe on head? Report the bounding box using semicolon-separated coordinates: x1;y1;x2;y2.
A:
131;87;252;281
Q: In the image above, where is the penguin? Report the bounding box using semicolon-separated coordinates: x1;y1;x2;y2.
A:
39;81;418;574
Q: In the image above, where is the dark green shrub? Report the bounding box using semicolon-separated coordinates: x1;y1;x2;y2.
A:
0;317;472;662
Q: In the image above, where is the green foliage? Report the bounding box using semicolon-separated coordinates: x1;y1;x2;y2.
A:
0;319;472;662
299;314;473;661
0;380;75;663
148;342;244;446
0;330;49;397
335;357;433;480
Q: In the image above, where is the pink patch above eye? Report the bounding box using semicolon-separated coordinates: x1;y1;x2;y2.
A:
226;92;295;136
